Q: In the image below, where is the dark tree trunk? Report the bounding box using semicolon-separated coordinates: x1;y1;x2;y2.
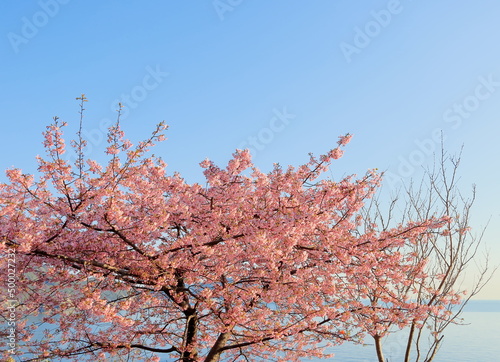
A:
180;309;199;362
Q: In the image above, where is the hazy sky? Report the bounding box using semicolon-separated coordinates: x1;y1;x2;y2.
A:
1;1;499;298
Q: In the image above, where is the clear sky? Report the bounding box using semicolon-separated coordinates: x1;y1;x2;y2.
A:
1;1;499;298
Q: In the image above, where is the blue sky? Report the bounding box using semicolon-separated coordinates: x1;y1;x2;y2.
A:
1;1;499;298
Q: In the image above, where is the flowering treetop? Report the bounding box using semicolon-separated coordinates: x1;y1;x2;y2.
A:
0;100;452;362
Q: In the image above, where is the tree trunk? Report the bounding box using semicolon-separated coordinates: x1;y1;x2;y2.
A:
204;332;231;362
404;322;416;362
180;311;199;362
373;334;385;362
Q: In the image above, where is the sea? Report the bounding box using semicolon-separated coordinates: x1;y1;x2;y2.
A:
11;300;500;361
313;300;500;362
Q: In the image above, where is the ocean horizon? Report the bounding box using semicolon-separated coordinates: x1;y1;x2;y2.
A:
11;300;500;361
314;300;500;362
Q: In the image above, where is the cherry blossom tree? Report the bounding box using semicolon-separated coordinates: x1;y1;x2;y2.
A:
1;98;451;361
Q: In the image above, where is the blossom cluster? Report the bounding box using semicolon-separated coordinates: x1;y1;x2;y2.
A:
0;117;458;362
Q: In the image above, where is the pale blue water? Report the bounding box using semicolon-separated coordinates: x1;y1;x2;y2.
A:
317;313;499;361
311;301;500;362
14;301;500;361
152;310;500;361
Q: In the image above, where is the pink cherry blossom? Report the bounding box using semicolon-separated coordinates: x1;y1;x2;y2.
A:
0;114;454;362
